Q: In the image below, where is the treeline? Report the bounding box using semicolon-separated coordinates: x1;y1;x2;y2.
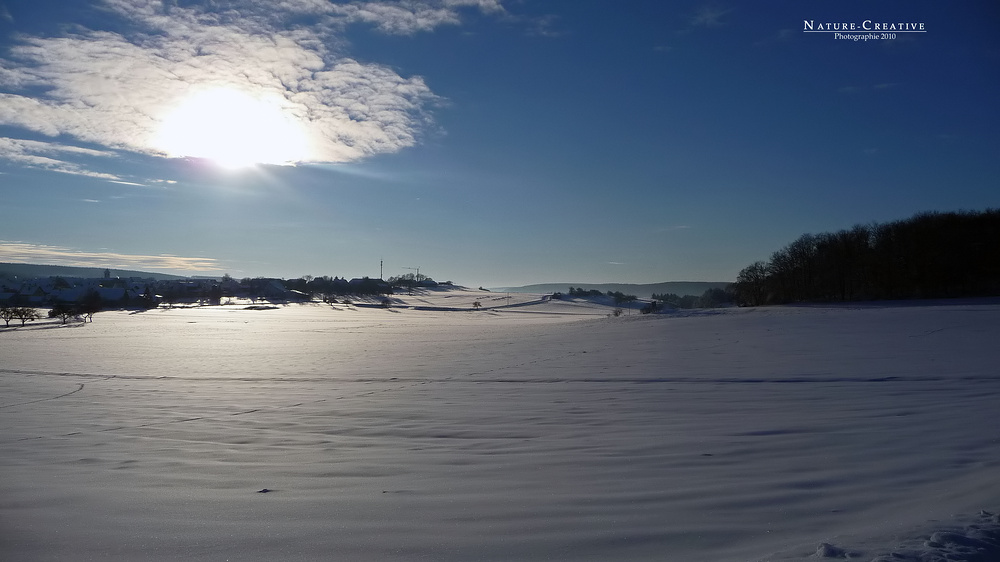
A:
282;273;445;298
565;286;737;309
566;286;639;305
564;285;737;309
567;286;605;298
653;287;734;309
282;276;391;297
733;209;1000;306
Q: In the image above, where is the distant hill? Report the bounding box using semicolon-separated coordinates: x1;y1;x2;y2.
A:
0;263;187;281
489;282;732;299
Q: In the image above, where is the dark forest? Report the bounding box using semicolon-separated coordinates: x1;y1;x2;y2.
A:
732;209;1000;306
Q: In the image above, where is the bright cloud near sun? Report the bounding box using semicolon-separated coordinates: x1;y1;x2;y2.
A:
154;88;311;169
0;0;506;175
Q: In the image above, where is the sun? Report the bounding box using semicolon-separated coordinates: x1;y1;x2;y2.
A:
154;88;310;169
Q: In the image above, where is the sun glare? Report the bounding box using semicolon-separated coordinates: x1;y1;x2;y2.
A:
154;88;309;169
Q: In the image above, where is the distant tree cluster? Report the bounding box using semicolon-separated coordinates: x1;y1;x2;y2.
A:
386;273;435;292
606;291;638;305
566;286;640;305
46;293;105;323
733;209;1000;306
283;276;391;299
567;287;604;298
653;287;735;309
564;286;736;310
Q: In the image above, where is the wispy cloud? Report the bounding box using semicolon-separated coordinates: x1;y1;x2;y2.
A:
753;28;794;47
0;0;508;173
839;83;900;95
522;14;562;38
0;241;221;272
691;5;732;27
654;225;691;233
0;137;122;180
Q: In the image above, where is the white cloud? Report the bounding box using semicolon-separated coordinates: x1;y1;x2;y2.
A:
0;241;221;272
329;3;464;34
0;0;507;171
274;0;505;35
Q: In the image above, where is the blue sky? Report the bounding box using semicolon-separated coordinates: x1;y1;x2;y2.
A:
0;1;997;287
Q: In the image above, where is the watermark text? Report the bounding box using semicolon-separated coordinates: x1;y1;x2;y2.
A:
803;20;925;32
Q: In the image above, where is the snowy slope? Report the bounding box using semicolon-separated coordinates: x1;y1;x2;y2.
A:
2;299;998;561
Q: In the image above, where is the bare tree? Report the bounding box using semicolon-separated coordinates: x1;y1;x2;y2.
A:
14;307;41;326
0;305;15;327
49;303;77;324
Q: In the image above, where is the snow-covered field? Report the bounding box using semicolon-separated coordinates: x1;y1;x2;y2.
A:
2;290;999;561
